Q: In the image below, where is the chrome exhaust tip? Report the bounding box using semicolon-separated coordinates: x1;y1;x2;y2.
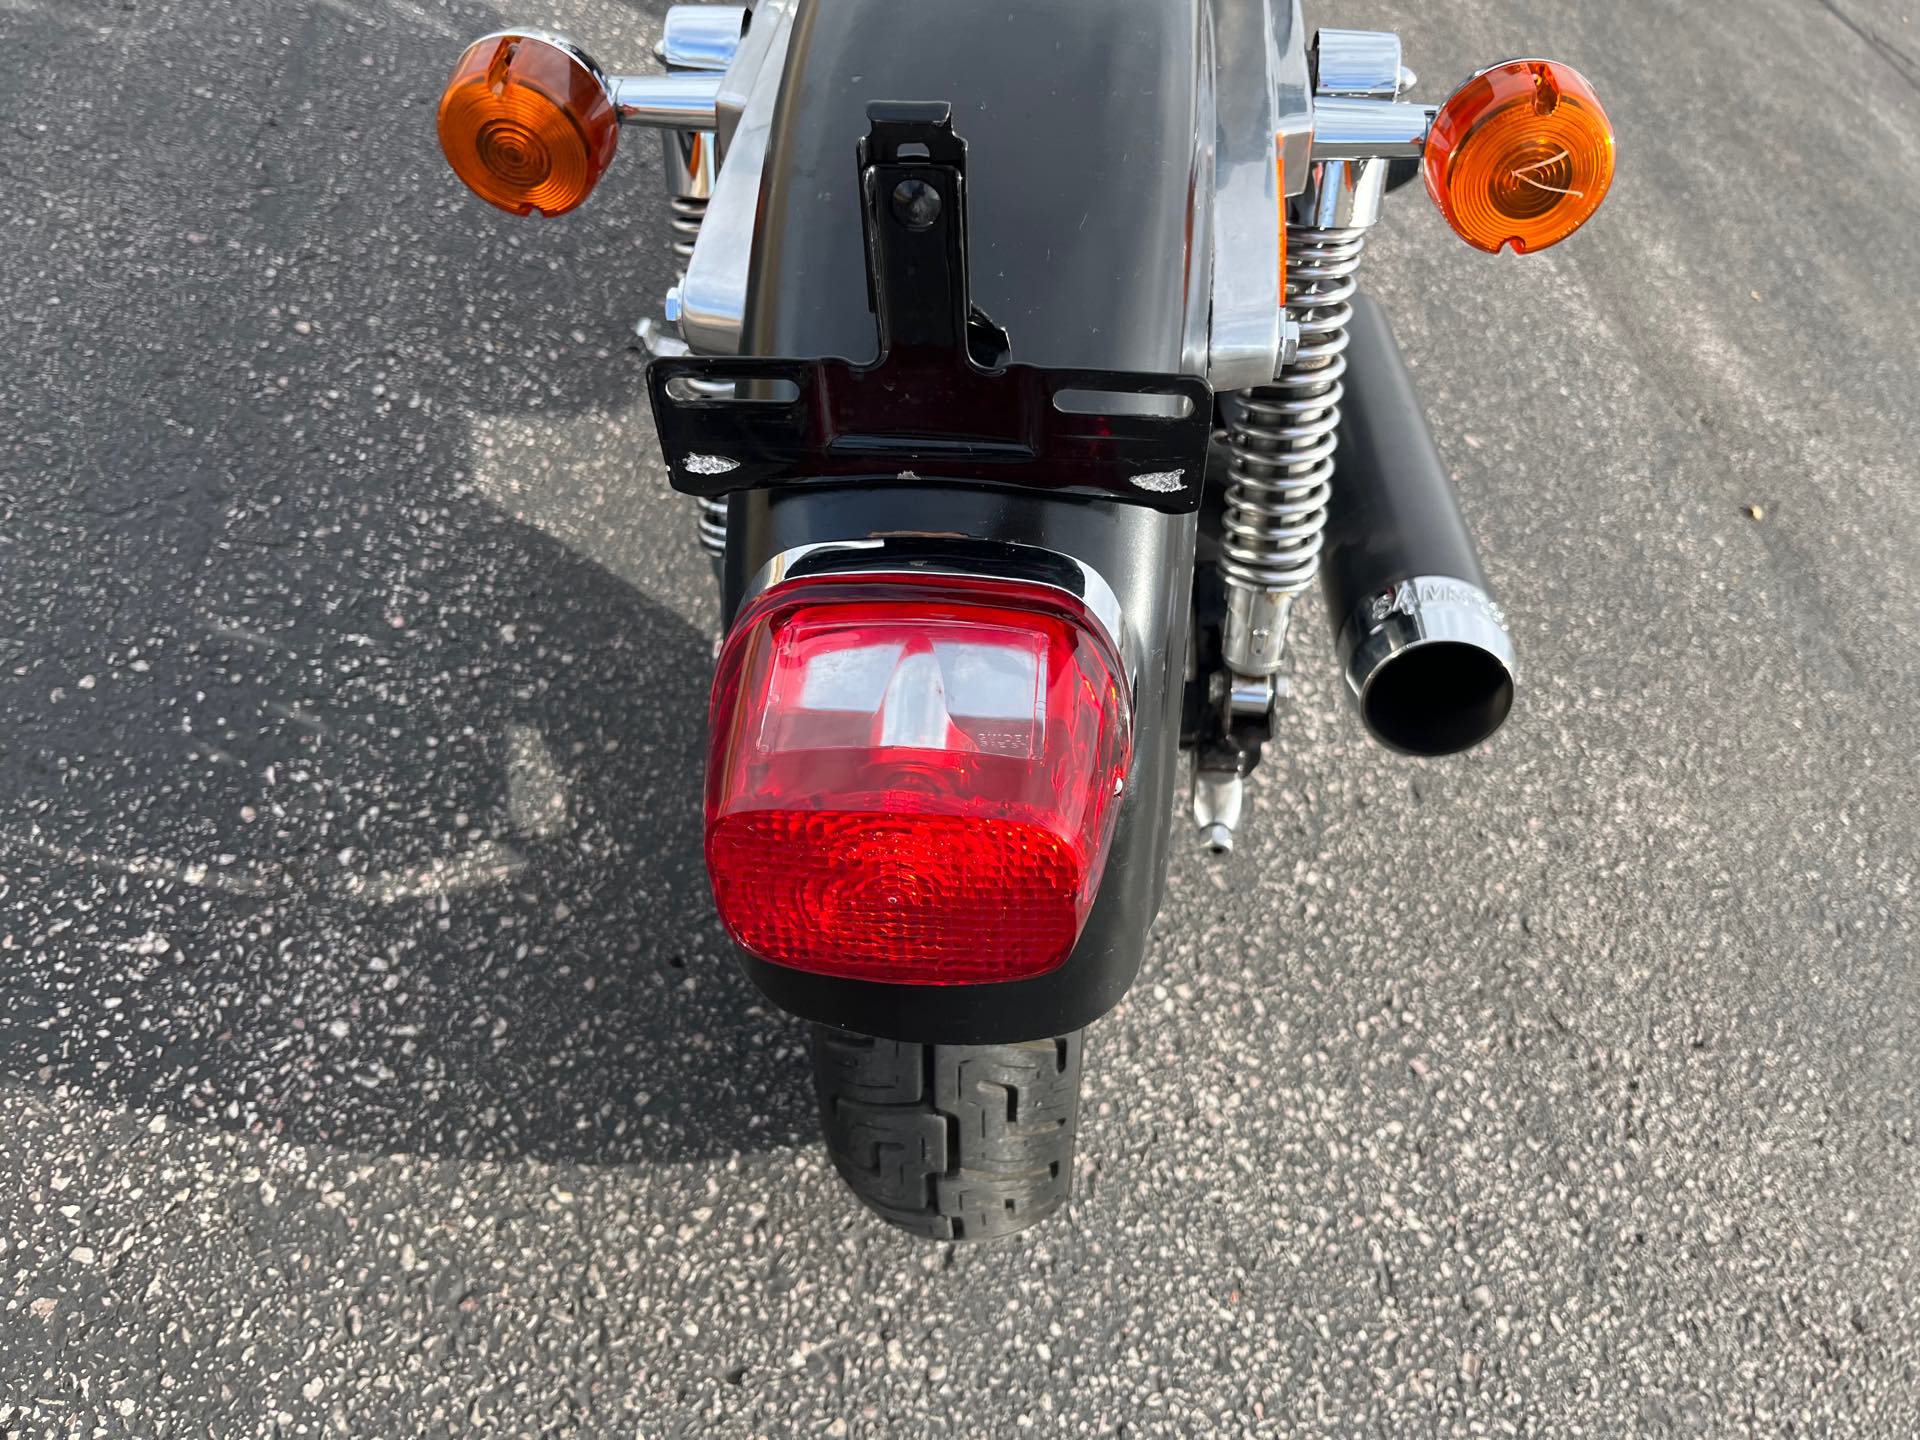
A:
1323;296;1518;760
1337;577;1515;757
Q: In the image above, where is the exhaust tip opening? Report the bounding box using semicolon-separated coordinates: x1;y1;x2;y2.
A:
1361;641;1514;757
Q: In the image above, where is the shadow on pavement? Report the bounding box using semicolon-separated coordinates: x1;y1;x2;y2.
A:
0;0;814;1164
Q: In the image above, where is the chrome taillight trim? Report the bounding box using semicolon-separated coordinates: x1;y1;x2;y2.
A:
737;539;1138;695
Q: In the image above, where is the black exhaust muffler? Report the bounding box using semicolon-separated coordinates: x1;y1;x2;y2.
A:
1321;296;1516;757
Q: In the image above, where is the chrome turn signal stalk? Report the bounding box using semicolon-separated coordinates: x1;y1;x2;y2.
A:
1307;96;1438;161
610;71;723;132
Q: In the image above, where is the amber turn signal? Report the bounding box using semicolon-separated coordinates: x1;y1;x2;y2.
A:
438;33;618;218
1423;60;1615;255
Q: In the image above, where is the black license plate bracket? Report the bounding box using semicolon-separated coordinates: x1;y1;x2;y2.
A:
647;103;1213;515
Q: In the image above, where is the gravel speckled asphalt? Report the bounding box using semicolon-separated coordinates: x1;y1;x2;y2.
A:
3;0;1918;1434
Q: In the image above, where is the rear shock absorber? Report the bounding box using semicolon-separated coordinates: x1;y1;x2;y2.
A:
1196;155;1393;854
1213;21;1425;712
1218;216;1367;683
1218;141;1395;682
648;131;733;559
646;9;744;560
668;189;707;268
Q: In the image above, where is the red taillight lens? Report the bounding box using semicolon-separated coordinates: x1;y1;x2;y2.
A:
705;576;1133;985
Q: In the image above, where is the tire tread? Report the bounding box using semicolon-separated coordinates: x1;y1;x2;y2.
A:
810;1026;1082;1240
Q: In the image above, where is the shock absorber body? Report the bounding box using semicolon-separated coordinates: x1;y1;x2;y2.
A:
644;9;745;559
1217;157;1389;691
1220;220;1362;680
658;130;735;557
668;190;708;267
1194;149;1395;854
647;127;732;557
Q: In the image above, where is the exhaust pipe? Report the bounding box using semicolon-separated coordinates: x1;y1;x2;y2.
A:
1321;296;1516;757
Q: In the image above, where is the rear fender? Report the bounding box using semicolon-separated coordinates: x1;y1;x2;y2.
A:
718;0;1209;1044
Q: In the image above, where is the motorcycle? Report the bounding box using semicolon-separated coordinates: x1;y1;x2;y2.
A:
432;1;1615;1239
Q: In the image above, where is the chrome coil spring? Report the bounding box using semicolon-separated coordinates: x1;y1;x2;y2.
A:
695;495;729;554
1218;224;1369;647
679;374;734;557
664;184;727;556
668;194;707;269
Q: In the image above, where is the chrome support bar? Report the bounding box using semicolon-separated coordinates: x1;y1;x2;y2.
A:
659;127;715;209
715;0;796;157
1272;0;1315;195
1290;156;1392;231
1203;0;1313;390
679;0;799;354
1179;3;1218;380
1205;0;1285;392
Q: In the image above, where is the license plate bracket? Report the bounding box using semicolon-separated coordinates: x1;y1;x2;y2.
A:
648;103;1213;515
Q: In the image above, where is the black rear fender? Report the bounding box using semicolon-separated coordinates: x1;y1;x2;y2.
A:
721;0;1210;1044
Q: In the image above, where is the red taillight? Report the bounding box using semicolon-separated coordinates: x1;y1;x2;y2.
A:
705;575;1132;985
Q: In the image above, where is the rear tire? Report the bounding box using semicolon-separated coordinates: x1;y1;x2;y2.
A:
808;1025;1083;1240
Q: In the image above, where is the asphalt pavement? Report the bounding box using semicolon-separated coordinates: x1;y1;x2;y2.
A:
2;0;1917;1434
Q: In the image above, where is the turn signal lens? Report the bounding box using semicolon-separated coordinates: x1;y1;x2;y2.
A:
705;575;1133;986
437;33;618;217
1424;59;1614;254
